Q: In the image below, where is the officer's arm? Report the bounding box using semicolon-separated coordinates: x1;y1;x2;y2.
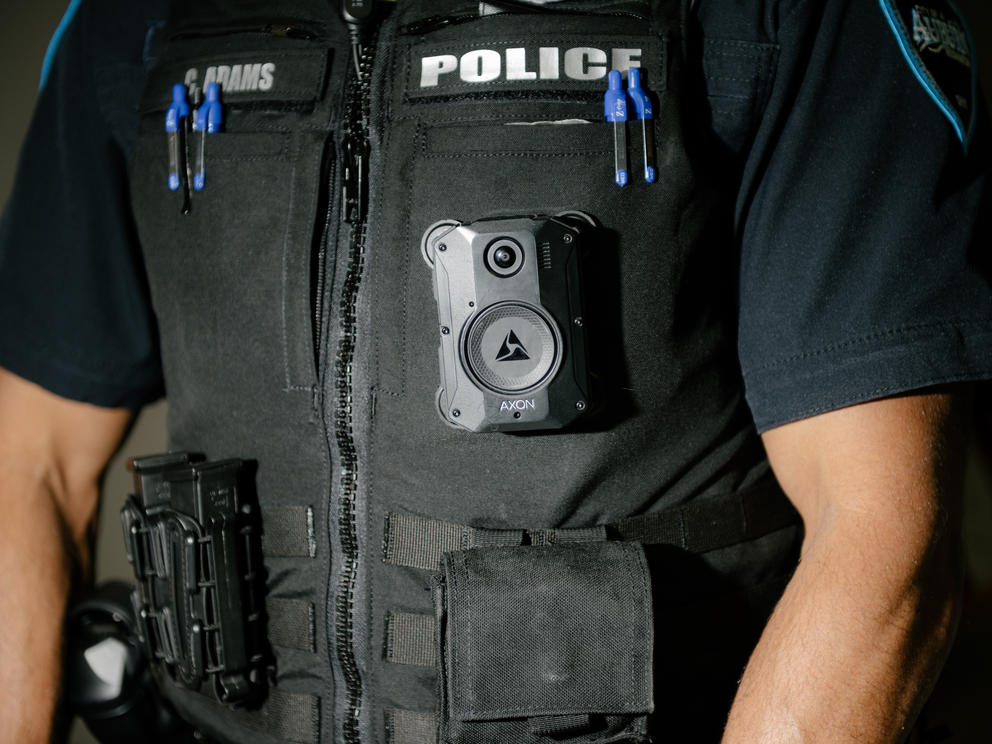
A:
0;366;133;743
722;388;966;743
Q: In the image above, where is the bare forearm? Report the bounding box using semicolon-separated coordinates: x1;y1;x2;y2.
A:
722;513;961;743
724;391;968;743
0;466;93;743
0;368;132;742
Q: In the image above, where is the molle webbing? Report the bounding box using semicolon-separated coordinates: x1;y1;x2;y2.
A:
382;481;798;572
384;708;436;744
383;610;437;667
262;505;317;558
267;598;317;653
188;687;321;744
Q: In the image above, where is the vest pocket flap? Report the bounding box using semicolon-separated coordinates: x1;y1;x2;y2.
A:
436;542;654;723
425;121;609;155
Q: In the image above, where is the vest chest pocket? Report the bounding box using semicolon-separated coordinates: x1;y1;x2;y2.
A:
130;31;338;409
370;1;691;408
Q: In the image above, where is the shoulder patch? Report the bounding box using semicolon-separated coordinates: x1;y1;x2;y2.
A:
878;0;977;149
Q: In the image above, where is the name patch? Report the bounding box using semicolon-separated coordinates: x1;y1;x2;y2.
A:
184;62;277;100
139;48;329;114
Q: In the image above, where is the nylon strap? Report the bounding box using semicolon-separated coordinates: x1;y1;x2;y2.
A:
267;598;316;653
384;611;436;667
382;513;524;571
262;505;317;558
382;481;798;571
612;480;798;553
384;708;436;744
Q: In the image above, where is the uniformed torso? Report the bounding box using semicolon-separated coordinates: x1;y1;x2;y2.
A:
128;2;800;742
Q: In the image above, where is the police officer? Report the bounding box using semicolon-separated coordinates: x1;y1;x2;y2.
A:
0;0;989;743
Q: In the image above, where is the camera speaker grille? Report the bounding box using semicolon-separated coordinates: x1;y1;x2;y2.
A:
464;303;561;394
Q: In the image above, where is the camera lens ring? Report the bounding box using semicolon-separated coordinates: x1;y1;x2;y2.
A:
484;238;524;277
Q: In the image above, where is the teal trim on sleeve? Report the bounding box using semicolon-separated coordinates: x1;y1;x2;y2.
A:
877;0;978;152
39;0;83;91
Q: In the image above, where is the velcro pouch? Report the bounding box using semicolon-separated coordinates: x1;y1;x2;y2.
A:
433;541;654;743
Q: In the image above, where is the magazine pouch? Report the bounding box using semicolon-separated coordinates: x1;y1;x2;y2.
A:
434;541;653;744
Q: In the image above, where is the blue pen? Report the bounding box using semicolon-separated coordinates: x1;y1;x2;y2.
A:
603;70;628;187
627;68;656;183
192;82;222;191
165;83;189;193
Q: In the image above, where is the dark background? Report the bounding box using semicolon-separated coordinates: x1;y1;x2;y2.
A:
0;2;989;742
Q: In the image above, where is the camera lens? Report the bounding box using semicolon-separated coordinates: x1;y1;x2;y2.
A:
484;238;524;277
493;246;515;269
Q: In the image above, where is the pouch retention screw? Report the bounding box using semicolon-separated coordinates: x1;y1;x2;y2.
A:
452;409;461;418
438;243;447;252
562;233;574;243
576;401;587;411
441;326;450;335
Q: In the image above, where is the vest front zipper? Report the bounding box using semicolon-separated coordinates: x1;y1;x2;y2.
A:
333;22;378;744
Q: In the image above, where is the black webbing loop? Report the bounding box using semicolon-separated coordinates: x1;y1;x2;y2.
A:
384;611;436;667
384;708;436;744
266;598;316;653
382;513;524;571
530;713;594;737
191;688;320;744
262;505;317;558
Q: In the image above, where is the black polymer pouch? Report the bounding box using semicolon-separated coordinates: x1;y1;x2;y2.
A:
434;541;654;743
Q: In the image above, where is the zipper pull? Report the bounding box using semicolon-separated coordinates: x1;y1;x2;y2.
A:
342;135;369;225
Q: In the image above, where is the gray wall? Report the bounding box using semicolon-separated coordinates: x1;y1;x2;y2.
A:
0;2;989;743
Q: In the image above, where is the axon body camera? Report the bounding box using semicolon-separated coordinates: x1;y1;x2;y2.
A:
421;213;594;433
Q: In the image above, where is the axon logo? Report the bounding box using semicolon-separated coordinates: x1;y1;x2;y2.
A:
500;399;536;412
420;46;642;87
912;6;970;66
184;62;277;99
495;330;530;362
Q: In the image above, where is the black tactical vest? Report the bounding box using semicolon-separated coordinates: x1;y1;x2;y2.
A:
128;1;801;742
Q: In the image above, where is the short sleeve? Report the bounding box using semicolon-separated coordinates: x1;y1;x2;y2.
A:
0;0;166;409
737;0;992;432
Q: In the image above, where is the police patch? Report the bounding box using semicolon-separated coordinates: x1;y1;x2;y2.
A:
879;0;978;148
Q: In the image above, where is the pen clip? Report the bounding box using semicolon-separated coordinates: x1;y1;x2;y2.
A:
165;83;190;193
604;69;628;187
192;82;222;191
626;68;656;184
